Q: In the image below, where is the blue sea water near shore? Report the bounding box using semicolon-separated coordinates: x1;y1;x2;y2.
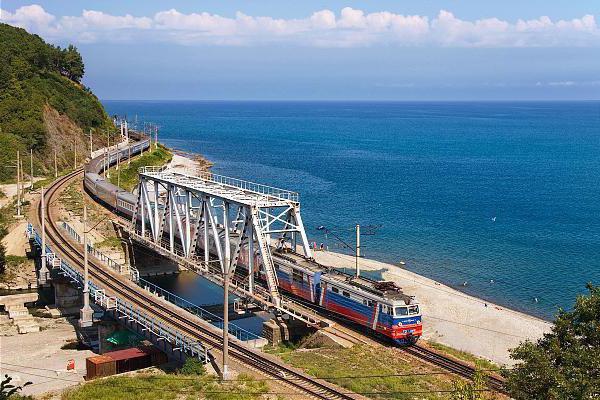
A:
104;100;600;320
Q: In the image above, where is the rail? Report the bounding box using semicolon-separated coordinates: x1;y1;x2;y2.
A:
139;166;299;202
28;224;207;360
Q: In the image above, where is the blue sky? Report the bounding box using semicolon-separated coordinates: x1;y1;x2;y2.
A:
2;1;600;100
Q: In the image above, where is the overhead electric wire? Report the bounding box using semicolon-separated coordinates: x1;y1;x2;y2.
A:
1;361;510;382
0;367;497;396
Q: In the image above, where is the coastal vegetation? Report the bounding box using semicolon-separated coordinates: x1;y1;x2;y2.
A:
504;283;600;398
108;144;173;191
0;23;114;182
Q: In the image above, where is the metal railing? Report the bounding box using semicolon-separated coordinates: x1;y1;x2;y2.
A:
139;166;299;202
61;221;137;279
138;277;264;343
27;224;206;360
60;223;263;343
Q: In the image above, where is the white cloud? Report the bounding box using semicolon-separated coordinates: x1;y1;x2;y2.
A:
0;5;598;48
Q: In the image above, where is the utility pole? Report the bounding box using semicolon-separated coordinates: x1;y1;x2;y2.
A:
39;186;49;285
79;204;93;328
89;128;93;158
155;126;158;150
20;158;24;199
106;129;111;179
222;202;231;380
16;150;21;217
127;120;131;165
74;143;77;169
30;148;34;190
54;150;58;178
355;224;361;278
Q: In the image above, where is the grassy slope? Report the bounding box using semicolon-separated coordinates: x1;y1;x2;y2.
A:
269;344;456;399
108;145;173;191
61;373;268;400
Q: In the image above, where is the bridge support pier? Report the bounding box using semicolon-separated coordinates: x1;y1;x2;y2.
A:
54;281;82;310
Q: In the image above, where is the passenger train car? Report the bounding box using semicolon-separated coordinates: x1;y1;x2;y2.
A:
83;133;422;345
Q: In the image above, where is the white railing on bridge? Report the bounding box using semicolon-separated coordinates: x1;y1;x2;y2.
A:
139;166;299;203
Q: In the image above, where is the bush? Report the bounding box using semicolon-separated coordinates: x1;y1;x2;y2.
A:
179;358;206;376
504;283;600;398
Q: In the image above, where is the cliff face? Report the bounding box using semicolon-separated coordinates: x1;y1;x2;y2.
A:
43;104;89;169
0;23;114;181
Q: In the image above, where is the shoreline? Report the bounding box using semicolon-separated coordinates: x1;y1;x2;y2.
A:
162;146;553;365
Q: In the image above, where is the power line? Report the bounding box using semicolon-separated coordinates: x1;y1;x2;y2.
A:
1;361;510;382
322;249;548;325
0;367;496;395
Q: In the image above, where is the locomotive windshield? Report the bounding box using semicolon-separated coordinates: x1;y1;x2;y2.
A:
395;305;420;316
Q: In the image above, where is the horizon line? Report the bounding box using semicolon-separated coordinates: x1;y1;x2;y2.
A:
100;98;600;103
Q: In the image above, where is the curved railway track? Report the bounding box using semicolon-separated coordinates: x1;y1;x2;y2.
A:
42;145;507;397
37;168;361;400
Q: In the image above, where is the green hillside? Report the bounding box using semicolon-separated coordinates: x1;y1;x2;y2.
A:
0;23;114;181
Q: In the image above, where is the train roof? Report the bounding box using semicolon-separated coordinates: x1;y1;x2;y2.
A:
273;248;415;305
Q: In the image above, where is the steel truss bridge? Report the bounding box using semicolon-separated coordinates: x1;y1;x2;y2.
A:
127;165;328;326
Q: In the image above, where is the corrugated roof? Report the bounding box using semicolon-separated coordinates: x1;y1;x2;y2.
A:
104;347;148;361
87;355;113;365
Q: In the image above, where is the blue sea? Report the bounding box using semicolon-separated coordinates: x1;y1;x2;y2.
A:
104;100;600;320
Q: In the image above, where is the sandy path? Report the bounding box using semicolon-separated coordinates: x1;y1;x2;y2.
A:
2;220;29;256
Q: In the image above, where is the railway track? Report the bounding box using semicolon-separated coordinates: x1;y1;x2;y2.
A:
36;168;362;400
402;345;507;394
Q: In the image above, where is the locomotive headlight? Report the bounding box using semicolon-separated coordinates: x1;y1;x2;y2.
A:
416;320;422;325
397;321;403;326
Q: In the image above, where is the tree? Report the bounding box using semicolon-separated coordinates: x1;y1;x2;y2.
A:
504;284;600;399
62;44;84;83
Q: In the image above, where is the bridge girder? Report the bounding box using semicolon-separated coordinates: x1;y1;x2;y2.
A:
130;167;313;307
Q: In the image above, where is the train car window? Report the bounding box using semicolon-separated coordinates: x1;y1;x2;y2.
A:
395;307;409;316
331;286;339;294
292;270;303;283
408;305;420;315
367;300;374;307
342;291;350;298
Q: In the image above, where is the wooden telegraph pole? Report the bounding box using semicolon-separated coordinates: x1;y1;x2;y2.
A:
16;150;21;217
30;148;34;189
